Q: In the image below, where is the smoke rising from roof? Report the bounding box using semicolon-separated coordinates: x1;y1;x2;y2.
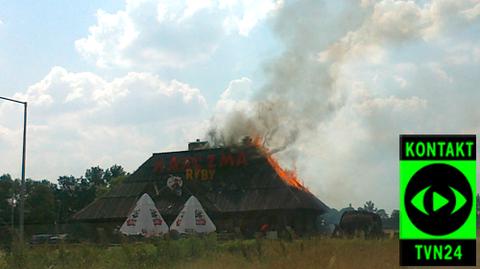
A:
208;0;480;210
208;0;357;149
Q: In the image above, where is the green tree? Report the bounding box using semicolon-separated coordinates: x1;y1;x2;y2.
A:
56;176;80;222
390;210;399;229
25;180;56;224
58;175;77;192
0;174;15;226
85;166;105;186
96;165;128;197
55;175;96;222
104;164;126;184
363;201;377;212
0;174;12;182
1;165;130;225
376;209;388;219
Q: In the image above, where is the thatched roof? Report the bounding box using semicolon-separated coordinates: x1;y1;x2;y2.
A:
73;145;328;222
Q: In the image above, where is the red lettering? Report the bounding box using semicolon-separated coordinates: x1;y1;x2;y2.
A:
153;159;164;173
181;156;203;170
179;157;187;170
220;154;235;167
207;154;216;169
169;157;178;172
194;156;202;170
184;157;192;169
236;152;247;166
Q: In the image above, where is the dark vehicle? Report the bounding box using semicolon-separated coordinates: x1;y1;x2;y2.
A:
30;234;70;245
333;211;383;239
30;234;52;245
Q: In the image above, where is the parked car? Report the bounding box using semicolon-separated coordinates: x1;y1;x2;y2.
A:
30;234;71;245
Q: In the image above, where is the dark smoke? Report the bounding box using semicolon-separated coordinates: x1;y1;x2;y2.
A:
207;0;368;152
205;0;480;211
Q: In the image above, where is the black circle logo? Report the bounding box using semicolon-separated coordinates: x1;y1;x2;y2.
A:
404;163;472;235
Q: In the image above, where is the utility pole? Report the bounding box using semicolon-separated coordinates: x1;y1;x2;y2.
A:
20;101;27;242
0;96;27;242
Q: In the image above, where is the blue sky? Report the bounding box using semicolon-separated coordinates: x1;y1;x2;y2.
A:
0;0;279;103
0;0;283;185
0;0;479;211
0;1;119;90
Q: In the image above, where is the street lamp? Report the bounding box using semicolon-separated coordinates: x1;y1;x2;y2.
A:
0;96;27;242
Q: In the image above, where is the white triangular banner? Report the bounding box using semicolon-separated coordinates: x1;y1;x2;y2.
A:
120;193;169;237
171;196;216;234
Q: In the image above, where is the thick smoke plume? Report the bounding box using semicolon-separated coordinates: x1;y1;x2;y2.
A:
207;0;480;210
207;0;359;150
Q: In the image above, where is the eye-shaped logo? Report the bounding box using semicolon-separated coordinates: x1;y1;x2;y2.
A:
411;185;467;215
405;163;473;235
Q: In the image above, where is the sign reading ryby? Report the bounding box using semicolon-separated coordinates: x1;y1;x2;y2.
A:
399;134;476;266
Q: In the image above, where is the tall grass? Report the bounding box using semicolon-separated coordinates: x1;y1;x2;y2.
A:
0;237;477;269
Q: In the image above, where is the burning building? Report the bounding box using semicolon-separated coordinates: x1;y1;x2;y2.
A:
73;140;328;237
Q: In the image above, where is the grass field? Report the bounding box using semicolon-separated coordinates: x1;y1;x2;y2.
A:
0;237;477;269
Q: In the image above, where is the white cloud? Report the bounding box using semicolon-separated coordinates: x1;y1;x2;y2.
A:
221;0;281;36
215;76;253;113
0;67;208;179
393;75;407;88
76;0;280;68
462;1;480;20
75;10;138;68
319;0;480;66
474;46;480;63
422;0;480;39
427;62;453;83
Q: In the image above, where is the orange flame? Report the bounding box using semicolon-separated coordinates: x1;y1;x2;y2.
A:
252;136;306;190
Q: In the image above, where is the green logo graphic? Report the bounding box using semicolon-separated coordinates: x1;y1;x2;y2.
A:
399;135;476;266
410;185;468;216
